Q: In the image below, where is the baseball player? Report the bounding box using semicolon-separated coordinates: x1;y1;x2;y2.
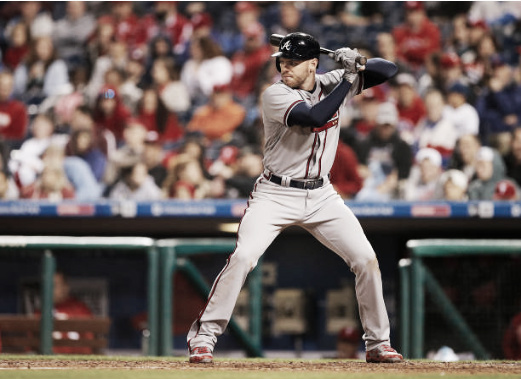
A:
188;32;403;364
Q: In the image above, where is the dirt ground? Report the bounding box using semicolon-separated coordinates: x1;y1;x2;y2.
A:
1;359;520;374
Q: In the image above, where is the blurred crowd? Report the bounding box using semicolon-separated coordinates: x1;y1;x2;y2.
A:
0;1;520;202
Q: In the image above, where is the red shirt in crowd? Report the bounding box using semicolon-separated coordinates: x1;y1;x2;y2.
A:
137;111;184;144
330;141;363;199
0;98;28;141
230;44;272;100
393;17;441;69
397;95;427;127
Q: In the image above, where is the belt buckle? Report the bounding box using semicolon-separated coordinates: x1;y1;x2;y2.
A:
304;180;314;190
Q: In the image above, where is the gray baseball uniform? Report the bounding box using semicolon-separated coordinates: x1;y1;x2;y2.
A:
187;69;392;353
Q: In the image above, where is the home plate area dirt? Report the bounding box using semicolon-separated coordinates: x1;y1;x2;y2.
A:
1;359;521;374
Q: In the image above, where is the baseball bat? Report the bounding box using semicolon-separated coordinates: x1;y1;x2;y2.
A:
269;33;367;67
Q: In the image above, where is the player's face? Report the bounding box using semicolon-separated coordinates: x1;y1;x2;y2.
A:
279;57;316;90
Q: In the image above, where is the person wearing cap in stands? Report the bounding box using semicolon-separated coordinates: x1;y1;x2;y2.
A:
392;1;441;73
468;146;511;200
443;82;480;138
355;102;413;201
393;72;426;145
414;88;457;165
439;169;469;201
402;147;444;201
230;22;272;105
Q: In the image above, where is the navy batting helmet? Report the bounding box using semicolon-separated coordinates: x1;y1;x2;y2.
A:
272;32;320;72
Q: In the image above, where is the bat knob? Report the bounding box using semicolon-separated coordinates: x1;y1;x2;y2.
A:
356;56;367;66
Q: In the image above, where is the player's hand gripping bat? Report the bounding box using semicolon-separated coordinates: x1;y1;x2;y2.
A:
269;33;367;70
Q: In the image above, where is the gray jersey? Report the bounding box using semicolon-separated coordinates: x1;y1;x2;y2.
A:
261;69;361;179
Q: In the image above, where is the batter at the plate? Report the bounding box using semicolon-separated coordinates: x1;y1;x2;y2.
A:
187;32;403;364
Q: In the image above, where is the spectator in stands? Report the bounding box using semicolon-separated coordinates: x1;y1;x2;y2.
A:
108;161;163;201
86;18;116;66
180;35;233;107
143;132;167;189
438;169;469;201
97;1;147;61
4;2;54;41
8;113;98;201
473;33;502;84
186;84;246;144
142;35;175;87
330;140;363;199
449;14;472;58
45;142;102;201
52;1;96;71
118;57;145;112
351;87;385;139
70;105;114;159
270;2;321;41
503;127;521;188
438;52;470;93
13;36;70;107
402;148;444;201
476;59;521;155
162;155;218;200
86;39;129;106
503;312;521;360
65;127;107;183
467;146;510;200
0;70;28;148
448;134;482;182
185;2;213;39
92;86;132;144
149;57;191;118
443;82;480;138
2;22;30;71
0;170;19;200
393;73;426;146
23;155;75;201
392;1;441;74
375;32;410;78
493;179;520;201
414;89;457;165
136;87;185;148
141;1;192;60
355;102;413;201
103;119;148;188
229;22;272;107
222;147;263;199
234;2;262;35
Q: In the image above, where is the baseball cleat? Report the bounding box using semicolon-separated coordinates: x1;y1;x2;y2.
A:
189;346;213;363
366;344;404;363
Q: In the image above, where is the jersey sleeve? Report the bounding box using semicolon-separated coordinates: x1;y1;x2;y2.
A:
318;69;344;93
261;83;305;127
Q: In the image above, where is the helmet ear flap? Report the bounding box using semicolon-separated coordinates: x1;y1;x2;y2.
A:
276;57;281;72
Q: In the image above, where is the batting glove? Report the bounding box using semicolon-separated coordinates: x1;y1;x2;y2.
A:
343;70;360;84
334;47;364;73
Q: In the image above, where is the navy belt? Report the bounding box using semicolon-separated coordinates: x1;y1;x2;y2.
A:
264;173;325;190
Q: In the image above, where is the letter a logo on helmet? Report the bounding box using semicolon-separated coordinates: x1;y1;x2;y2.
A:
272;32;321;72
281;41;292;51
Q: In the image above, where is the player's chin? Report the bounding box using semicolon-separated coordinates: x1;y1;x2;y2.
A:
282;77;297;88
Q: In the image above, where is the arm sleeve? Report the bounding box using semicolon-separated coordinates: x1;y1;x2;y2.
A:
362;58;398;89
287;80;353;128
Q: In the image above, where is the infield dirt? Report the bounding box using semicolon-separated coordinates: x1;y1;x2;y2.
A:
0;359;520;375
